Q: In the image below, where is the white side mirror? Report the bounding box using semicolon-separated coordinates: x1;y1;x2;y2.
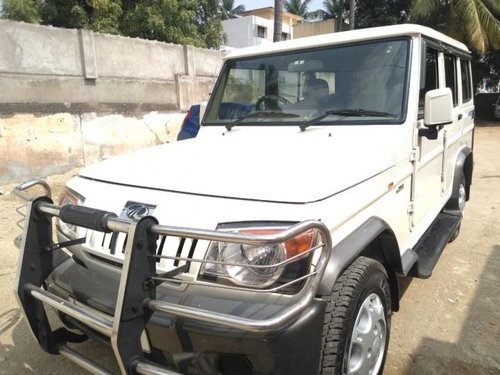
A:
424;88;453;127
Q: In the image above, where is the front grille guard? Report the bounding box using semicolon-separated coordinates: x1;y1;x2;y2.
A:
13;180;332;375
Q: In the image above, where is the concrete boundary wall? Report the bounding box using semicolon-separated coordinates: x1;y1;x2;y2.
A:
0;21;225;184
0;20;224;112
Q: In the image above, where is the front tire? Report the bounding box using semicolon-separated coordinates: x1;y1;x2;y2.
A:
320;257;391;375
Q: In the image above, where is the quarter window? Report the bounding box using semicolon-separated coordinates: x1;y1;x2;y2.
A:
460;59;472;102
419;47;439;108
444;54;458;106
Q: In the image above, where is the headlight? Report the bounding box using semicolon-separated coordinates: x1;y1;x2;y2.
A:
57;187;85;239
199;226;316;292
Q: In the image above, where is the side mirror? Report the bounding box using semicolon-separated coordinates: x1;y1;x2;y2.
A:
419;88;453;140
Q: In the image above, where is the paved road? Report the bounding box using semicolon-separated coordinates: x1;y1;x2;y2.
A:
0;124;499;374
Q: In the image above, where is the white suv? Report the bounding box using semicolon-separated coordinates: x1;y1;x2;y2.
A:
14;24;474;375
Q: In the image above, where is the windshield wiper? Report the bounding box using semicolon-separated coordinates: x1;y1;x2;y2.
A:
300;109;396;131
225;110;300;131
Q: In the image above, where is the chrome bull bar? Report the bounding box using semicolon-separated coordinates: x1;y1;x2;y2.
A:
13;180;332;375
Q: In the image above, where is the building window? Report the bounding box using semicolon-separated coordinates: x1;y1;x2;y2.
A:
281;32;289;41
257;26;266;38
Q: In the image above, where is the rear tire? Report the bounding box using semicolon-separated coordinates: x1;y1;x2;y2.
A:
320;257;391;375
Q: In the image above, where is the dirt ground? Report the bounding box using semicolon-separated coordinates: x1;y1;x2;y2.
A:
0;124;499;374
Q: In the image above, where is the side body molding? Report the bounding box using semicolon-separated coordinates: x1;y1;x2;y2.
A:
317;217;402;296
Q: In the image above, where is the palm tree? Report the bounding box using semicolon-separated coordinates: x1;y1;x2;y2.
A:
348;0;355;30
221;0;245;20
274;0;284;42
412;0;500;54
322;0;345;31
285;0;312;18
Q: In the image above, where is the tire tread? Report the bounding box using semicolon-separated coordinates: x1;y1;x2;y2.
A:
319;257;390;374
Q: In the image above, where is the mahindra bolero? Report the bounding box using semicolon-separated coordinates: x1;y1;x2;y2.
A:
14;24;474;375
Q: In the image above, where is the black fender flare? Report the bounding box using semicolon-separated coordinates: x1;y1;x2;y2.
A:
317;217;401;296
446;147;473;212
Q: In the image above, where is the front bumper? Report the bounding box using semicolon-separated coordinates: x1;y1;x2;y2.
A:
14;183;332;375
49;255;326;375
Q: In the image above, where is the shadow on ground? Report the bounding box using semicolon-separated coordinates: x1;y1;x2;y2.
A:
401;246;500;375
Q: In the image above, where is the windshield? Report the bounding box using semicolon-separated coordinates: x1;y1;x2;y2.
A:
205;38;410;127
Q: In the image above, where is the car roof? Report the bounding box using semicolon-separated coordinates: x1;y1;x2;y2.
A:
224;24;470;60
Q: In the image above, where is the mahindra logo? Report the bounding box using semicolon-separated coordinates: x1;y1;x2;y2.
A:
126;204;149;220
120;201;156;221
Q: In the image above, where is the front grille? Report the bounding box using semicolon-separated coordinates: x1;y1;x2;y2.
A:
83;231;197;273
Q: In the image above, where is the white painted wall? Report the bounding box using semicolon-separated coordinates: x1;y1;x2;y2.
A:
223;15;294;49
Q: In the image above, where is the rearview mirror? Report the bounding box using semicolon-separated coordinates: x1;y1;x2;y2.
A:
288;59;324;72
424;88;453;127
419;88;453;140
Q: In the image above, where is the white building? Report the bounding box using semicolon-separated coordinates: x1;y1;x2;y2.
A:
222;7;303;49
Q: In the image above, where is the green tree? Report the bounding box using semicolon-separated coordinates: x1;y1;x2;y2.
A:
39;0;90;29
120;0;197;45
38;0;121;33
356;0;411;29
91;0;122;34
221;0;245;20
121;0;224;48
472;50;500;91
1;0;40;23
194;0;225;48
285;0;312;18
411;0;500;54
1;0;224;48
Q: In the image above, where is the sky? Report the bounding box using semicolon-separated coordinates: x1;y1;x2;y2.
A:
236;0;326;13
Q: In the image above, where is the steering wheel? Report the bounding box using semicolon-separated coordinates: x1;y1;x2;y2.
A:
255;94;291;110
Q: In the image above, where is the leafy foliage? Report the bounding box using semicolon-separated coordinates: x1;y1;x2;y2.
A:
285;0;312;18
221;0;245;20
411;0;500;54
356;0;411;29
1;0;224;48
2;0;40;23
472;50;500;92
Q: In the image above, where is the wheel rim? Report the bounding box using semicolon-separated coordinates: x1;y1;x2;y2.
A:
346;293;386;375
458;182;466;216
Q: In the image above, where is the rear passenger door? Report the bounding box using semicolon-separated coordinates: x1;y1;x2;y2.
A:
458;59;475;149
442;53;461;195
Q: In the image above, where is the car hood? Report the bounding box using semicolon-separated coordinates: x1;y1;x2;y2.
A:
78;127;396;203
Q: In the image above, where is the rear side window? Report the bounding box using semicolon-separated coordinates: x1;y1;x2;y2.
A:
444;54;458;106
460;59;472;102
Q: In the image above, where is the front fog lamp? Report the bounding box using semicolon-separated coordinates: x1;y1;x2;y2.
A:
57;187;85;239
199;228;314;289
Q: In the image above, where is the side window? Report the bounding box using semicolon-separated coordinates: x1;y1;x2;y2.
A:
460;59;472;102
444;54;458;106
419;47;439;109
